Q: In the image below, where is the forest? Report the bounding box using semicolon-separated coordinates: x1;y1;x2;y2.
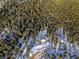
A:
0;0;79;59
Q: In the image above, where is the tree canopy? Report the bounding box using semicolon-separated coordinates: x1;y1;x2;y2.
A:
0;0;79;58
0;0;79;41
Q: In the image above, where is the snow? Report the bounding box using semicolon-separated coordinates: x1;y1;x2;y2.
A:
29;42;51;57
22;48;26;56
21;43;26;50
41;39;46;43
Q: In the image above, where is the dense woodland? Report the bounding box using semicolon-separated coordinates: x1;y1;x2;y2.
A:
0;0;79;58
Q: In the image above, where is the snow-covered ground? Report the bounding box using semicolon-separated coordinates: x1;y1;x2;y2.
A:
29;42;52;57
0;28;79;59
